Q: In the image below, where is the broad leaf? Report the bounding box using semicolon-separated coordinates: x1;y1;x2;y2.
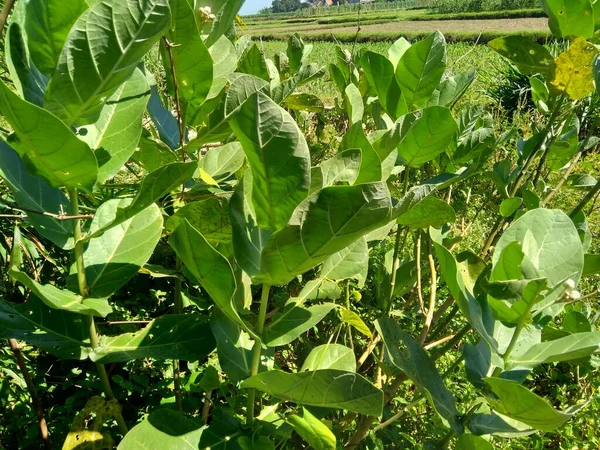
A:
395;31;446;109
230;91;311;231
169;220;248;333
0;297;90;359
238;44;270;82
91;314;216;363
300;344;356;372
468;413;535;437
376;317;464;433
241;369;383;417
0;142;73;249
166;198;231;244
340;309;373;338
319;149;362;187
6;23;48;106
583;254;600;276
162;0;213;109
484;278;548;325
263;301;338;347
23;0;88;76
464;340;492;388
388;37;411;69
44;0;170;125
397;107;457;168
201;142;245;181
493;209;584;313
551;38;598;101
499;198;523;218
257;183;393;286
484;377;583;431
0;77;98;191
509;332;600;367
455;434;494;450
80;200;163;298
341;123;381;184
203;0;245;47
427;70;476;108
344;83;364;125
132;131;178;172
361;51;406;120
397;196;455;229
9;268;111;317
146;70;181;150
287;408;336;450
79;68;150;184
86;162;197;239
542;0;594;39
489;36;555;76
284;93;324;113
321;237;368;286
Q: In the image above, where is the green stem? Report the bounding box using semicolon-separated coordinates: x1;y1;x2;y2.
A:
173;257;183;411
570;177;600;219
492;305;533;377
68;189;128;436
246;284;271;426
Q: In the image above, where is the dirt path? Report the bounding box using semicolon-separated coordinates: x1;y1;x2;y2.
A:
254;17;548;36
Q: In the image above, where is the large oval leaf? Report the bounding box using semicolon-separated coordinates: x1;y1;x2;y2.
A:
44;0;170;125
489;36;555;76
542;0;594;39
230;91;311;231
241;369;383;417
0;78;98;191
395;31;446;110
23;0;88;76
397;106;457;168
300;344;356;372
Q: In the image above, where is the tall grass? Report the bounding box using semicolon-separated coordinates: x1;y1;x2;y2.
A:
433;0;539;13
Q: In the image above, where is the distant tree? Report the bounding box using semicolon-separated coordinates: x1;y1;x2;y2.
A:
258;6;273;14
271;0;306;13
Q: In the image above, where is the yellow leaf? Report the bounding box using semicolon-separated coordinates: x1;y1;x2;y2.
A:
340;308;373;338
199;167;219;187
551;38;598;101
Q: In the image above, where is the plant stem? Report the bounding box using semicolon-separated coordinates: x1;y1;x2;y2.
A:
0;0;16;34
415;230;425;314
68;188;128;436
387;226;405;313
419;240;437;344
8;338;52;449
570;177;600;219
162;36;186;161
246;284;271;426
173;257;183;411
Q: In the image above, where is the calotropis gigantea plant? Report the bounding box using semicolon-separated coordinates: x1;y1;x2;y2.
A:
1;0;600;449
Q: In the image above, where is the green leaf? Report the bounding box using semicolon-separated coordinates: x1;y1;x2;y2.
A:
210;308;261;383
86;162;197;239
257;183;393;286
339;309;372;339
583;254;600;276
397;106;457;168
484;278;549;325
241;369;383;417
319;149;362;187
207;36;237;99
145;70;181;150
0;78;98;192
455;434;494;450
0;297;90;360
6;23;48;107
427;69;476;108
300;344;356;372
80;200;163;298
22;0;88;76
467;413;535;437
321;237;368;286
91;314;216;363
263;301;338;347
9;268;111;317
431;228;497;350
0;142;73;249
484;377;583;431
500;198;523;218
203;0;245;47
464;340;492;389
230;91;310;231
169;220;248;332
166;197;231;245
118;408;241;450
162;0;213;109
344;83;364;125
132;130;178;172
489;36;555;76
361;51;406;120
563;310;592;333
542;0;594;39
493;209;584;311
238;436;274;450
238;44;270;82
78;68;150;184
44;0;170;125
229;172;272;278
284;93;324;113
376;317;464;433
341;123;382;184
388;37;411;69
397;196;455;229
395;31;446;109
509;332;600;367
287;408;336;450
200;142;245;181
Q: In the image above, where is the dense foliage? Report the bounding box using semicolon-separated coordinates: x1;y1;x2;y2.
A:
1;0;600;449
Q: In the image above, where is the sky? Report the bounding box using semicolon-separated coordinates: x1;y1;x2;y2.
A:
240;0;272;15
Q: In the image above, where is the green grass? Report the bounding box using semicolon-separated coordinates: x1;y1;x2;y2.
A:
410;7;546;20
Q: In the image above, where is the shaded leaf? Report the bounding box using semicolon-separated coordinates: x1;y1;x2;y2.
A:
489;36;555;76
287;408;336;450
